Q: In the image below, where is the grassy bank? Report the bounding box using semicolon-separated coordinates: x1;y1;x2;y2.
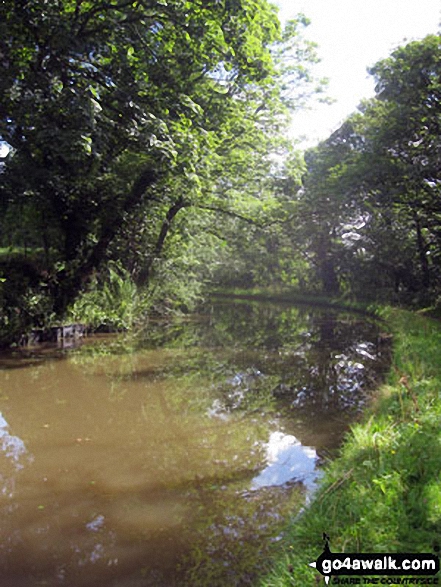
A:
261;307;441;585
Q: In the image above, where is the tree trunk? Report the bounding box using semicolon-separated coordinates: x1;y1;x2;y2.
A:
315;235;340;296
414;211;430;289
136;196;189;286
52;167;159;317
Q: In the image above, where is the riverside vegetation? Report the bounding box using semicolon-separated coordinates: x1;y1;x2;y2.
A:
1;1;441;585
2;6;441;341
261;307;441;585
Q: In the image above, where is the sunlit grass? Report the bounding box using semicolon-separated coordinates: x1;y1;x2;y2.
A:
261;307;441;585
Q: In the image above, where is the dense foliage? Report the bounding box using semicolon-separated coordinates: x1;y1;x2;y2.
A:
292;34;441;303
0;0;325;342
1;2;440;342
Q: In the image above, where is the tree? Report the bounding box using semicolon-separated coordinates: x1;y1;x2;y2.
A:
362;35;441;296
0;0;320;338
287;119;366;295
288;34;441;303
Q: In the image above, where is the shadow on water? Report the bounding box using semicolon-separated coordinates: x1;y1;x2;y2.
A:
0;302;391;586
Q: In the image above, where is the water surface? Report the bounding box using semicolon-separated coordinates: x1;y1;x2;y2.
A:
0;302;389;586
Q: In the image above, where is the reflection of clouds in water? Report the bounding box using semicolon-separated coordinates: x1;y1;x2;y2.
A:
0;412;31;497
78;543;106;566
251;431;319;492
0;413;28;470
81;515;118;567
206;399;229;421
86;514;106;532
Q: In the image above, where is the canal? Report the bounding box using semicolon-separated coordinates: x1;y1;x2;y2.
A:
0;301;390;586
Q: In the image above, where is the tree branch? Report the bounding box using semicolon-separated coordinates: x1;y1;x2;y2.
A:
136;195;190;285
195;203;277;228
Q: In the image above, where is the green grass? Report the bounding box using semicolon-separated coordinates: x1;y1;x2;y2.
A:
260;307;441;585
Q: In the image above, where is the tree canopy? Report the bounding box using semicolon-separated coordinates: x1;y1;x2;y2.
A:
3;2;438;344
0;0;322;342
289;34;441;303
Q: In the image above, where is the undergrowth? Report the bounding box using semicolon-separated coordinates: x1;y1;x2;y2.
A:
68;262;143;330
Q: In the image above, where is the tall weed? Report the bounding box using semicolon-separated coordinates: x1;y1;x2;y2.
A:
68;262;144;330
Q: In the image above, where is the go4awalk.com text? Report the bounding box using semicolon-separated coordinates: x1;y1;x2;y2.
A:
331;578;439;584
308;534;439;585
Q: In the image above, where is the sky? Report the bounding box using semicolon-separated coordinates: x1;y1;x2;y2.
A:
273;0;441;146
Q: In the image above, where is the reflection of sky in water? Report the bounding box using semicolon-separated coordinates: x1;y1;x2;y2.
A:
80;515;118;566
251;431;319;492
0;412;28;470
86;515;106;533
0;412;31;498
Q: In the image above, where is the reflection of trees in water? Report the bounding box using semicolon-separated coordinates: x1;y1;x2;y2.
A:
70;305;389;425
0;412;33;501
0;351;273;587
0;303;390;587
141;304;389;451
182;480;306;587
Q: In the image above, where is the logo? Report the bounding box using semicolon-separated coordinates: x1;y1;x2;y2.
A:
309;534;440;585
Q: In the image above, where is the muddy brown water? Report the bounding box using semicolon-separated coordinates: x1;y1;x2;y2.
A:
0;302;390;586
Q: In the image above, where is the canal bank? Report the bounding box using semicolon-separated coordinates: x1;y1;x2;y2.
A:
260;307;441;585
